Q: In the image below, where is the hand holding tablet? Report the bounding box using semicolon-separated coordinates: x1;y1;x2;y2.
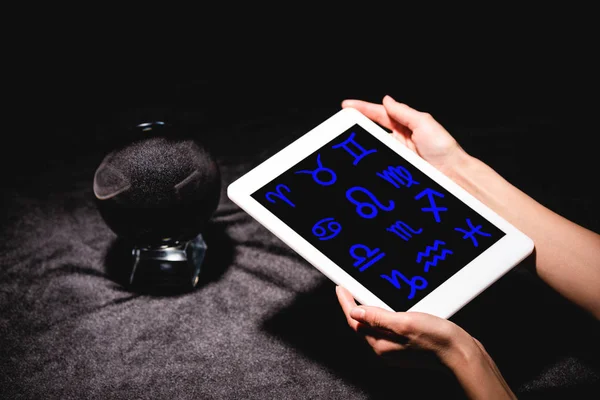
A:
228;98;534;319
228;95;600;398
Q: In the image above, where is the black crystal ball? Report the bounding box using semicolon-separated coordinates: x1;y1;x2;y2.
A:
93;122;221;246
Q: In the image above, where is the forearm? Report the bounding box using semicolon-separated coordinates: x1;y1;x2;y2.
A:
444;338;517;399
448;152;600;319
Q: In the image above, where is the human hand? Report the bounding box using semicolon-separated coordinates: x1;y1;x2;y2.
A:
336;286;517;399
335;286;471;369
342;95;470;177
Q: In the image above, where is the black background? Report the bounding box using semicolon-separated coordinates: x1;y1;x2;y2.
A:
5;20;598;197
2;13;599;399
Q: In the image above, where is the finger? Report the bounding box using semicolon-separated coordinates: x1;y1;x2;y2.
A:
343;98;413;139
360;330;448;371
382;95;426;131
335;286;360;330
356;321;409;344
404;137;418;153
342;99;409;136
362;332;406;354
350;306;411;335
390;129;409;147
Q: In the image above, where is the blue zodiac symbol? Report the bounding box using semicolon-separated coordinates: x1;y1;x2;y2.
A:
376;165;420;188
331;132;377;165
386;220;423;241
349;244;385;272
414;188;447;223
346;186;395;219
312;217;342;241
416;240;453;272
265;184;295;208
380;270;428;300
454;218;492;247
295;153;337;186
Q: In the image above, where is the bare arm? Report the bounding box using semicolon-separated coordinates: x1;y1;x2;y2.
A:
337;286;517;399
448;152;600;319
338;96;600;399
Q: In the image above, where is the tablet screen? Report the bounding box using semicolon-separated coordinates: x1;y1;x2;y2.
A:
251;124;506;311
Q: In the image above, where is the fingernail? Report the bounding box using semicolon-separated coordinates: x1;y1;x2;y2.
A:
383;94;395;102
350;307;366;319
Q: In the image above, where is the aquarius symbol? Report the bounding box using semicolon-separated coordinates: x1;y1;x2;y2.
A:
376;165;420;188
295;153;337;186
386;220;423;241
265;184;295;208
416;240;453;272
331;131;377;165
454;218;492;247
380;270;428;299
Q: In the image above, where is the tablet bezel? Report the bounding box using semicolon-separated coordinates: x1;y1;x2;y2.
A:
227;107;534;319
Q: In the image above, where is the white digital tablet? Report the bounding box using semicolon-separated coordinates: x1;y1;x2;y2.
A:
227;108;534;319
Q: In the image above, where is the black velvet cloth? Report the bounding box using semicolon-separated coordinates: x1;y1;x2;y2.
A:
2;69;599;399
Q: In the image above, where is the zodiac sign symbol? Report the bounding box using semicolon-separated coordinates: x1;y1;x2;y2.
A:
295;153;337;186
312;217;342;241
346;186;395;219
414;188;447;223
331;132;377;165
454;218;492;247
265;184;295;208
386;220;423;241
380;270;428;300
376;165;420;188
349;244;385;272
416;240;453;272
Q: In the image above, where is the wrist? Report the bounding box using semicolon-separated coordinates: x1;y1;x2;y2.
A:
442;149;481;190
439;335;482;371
444;339;517;399
443;150;511;212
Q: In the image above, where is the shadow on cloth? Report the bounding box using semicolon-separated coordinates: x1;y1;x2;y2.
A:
262;260;600;398
261;280;465;398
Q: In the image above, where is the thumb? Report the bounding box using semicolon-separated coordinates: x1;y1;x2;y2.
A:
382;95;424;131
350;306;408;332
